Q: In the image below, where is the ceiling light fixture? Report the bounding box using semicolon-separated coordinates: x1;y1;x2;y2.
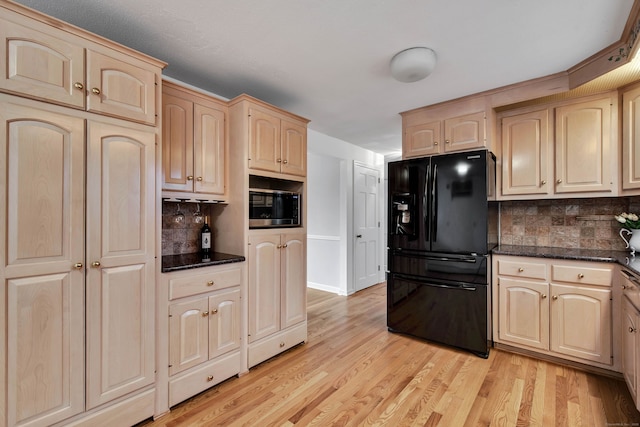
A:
390;47;437;83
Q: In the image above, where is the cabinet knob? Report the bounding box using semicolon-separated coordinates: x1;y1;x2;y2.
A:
211;308;218;314
445;139;450;144
282;243;288;248
623;285;628;290
434;141;439;146
541;294;547;299
187;176;194;181
73;262;83;269
630;326;637;333
277;244;282;249
277;158;282;163
279;342;285;348
202;311;209;317
541;180;546;186
91;87;101;95
207;375;214;382
552;295;558;300
577;273;584;279
91;261;101;268
283;159;288;164
196;176;203;182
556;179;562;184
518;267;524;272
207;280;215;286
74;82;84;90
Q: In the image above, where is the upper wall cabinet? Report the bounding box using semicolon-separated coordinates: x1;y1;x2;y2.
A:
401;95;491;159
0;10;161;125
162;81;228;201
229;94;309;179
498;92;617;200
622;83;640;192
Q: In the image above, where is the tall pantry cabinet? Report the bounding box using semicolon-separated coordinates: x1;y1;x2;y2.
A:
0;3;166;427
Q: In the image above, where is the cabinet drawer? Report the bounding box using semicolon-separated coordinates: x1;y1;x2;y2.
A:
551;264;612;287
169;266;242;300
248;322;307;368
497;259;547;280
169;351;241;407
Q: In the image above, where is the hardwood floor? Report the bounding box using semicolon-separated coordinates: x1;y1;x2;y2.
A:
140;283;640;426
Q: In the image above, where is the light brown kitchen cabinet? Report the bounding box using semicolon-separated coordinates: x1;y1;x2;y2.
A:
0;12;158;125
164;264;243;407
493;255;615;369
622;83;640;191
403;111;486;158
623;296;639;404
0;95;157;425
248;231;307;367
0;3;164;425
229;94;309;178
162;81;227;200
500;108;551;196
498;93;616;199
555;96;613;194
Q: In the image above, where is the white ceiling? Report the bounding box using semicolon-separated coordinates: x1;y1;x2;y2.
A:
12;0;635;156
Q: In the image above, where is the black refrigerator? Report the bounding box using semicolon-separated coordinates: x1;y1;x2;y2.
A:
386;149;498;358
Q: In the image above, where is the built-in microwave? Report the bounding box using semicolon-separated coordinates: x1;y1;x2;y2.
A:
249;189;301;228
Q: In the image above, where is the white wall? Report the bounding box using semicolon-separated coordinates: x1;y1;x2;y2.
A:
307;129;387;295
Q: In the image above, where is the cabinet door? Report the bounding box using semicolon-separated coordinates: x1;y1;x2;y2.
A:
622;85;640;190
209;288;241;359
281;234;307;329
248;234;281;342
194;103;226;194
248;107;280;173
85;121;156;409
281;119;306;176
162;93;194;192
623;298;638;402
1;101;85;426
0;17;85;108
550;284;612;364
86;50;157;125
555;97;612;194
501;109;551;196
443;111;485;153
403;121;441;158
498;278;549;350
169;298;209;375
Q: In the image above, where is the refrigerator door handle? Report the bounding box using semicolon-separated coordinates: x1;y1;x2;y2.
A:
431;163;438;243
424;163;430;242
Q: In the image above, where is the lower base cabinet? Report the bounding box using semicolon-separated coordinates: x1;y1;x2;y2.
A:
248;231;307;367
493;255;615;370
164;263;243;407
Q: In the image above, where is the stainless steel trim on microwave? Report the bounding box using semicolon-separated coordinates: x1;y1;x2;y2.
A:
249;188;301;229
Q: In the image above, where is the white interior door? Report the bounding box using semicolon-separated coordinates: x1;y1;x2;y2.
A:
354;163;380;292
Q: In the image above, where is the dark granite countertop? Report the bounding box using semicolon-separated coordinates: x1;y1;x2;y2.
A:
492;244;640;276
162;252;245;273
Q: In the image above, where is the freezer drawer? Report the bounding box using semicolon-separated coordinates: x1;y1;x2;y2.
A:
387;273;490;358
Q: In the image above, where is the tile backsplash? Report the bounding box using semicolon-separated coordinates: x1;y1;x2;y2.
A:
499;197;640;251
162;201;218;256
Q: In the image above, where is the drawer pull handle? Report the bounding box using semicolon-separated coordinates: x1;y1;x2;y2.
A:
202;311;209;317
207;280;215;286
279;342;285;348
518;267;524;272
541;294;547;299
577;273;584;279
207;375;214;382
